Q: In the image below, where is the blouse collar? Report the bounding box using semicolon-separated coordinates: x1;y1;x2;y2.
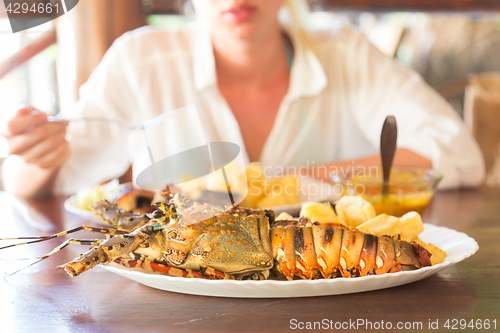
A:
192;23;328;100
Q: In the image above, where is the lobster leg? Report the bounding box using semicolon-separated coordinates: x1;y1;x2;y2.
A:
0;226;127;251
115;258;235;280
92;200;150;231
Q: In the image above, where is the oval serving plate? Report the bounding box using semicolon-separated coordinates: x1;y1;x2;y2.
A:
64;195;104;223
102;223;478;298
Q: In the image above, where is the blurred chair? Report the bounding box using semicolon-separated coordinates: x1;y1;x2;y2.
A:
464;73;500;187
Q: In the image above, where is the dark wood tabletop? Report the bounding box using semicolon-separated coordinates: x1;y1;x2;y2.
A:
0;188;499;333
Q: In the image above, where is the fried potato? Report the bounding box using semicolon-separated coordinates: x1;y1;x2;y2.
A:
300;202;335;218
240;180;266;208
356;214;401;237
399;211;424;241
335;196;377;227
300;202;346;226
75;186;102;210
276;212;294;221
243;164;300;208
245;162;264;183
256;193;289;208
415;237;447;265
255;176;299;208
266;176;299;205
206;161;247;194
240;163;266;207
75;179;122;210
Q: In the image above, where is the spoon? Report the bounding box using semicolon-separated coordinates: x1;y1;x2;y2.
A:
380;115;398;196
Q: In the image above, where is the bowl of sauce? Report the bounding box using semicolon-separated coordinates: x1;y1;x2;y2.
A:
331;166;443;217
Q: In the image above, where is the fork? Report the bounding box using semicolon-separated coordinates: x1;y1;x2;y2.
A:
48;113;173;131
48;116;135;130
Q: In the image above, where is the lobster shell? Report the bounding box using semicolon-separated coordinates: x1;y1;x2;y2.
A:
271;220;431;280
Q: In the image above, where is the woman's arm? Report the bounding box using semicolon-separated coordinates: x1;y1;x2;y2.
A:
45;31;148;195
1;108;70;198
3;158;62;198
2;30;145;197
334;148;432;169
340;29;484;189
303;148;431;181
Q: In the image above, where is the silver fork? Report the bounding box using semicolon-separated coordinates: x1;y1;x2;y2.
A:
48;112;173;131
48;116;135;130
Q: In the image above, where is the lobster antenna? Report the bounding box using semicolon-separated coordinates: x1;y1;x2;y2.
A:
206;141;235;206
220;166;235;206
0;226;126;251
2;239;100;276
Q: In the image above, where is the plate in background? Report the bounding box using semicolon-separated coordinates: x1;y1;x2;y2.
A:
65;177;338;220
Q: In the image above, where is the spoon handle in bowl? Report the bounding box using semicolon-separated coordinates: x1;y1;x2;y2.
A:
380;116;398;196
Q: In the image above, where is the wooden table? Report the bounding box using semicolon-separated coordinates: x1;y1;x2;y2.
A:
0;189;499;332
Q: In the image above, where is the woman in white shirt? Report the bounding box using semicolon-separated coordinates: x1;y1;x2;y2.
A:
2;0;485;197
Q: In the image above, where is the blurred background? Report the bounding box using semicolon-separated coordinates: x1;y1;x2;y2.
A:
0;0;499;189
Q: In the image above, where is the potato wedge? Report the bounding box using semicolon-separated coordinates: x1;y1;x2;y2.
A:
245;162;264;183
276;212;294;221
240;163;266;207
400;211;424;241
256;192;289;208
356;214;400;237
415;237;447;265
240;180;266;208
300;202;346;226
300;202;335;218
264;176;299;205
335;196;377;227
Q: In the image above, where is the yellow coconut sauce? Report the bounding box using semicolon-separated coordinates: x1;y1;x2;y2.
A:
342;170;435;217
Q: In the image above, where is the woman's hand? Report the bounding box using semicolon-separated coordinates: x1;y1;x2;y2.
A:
2;106;70;169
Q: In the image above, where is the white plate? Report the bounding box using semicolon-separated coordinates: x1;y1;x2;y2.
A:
266;177;339;215
102;223;478;298
64;196;103;223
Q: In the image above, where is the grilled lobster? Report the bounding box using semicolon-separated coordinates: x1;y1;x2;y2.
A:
0;194;431;280
270;219;431;280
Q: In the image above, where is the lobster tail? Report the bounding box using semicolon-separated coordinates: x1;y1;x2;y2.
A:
312;226;343;279
271;223;432;280
294;226;321;279
375;235;396;274
412;242;433;267
339;230;365;277
359;233;378;276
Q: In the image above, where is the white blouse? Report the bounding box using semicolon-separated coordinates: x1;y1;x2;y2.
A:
54;24;485;194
